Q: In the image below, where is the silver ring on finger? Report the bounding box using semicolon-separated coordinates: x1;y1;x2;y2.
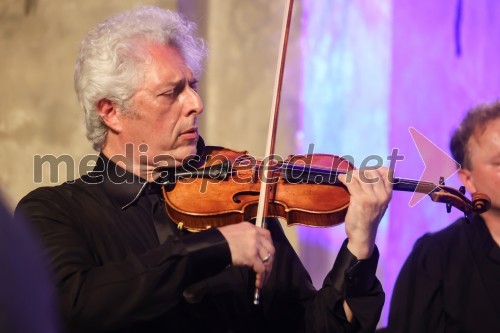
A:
262;252;271;263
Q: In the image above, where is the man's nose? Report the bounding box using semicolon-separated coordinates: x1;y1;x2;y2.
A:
184;87;204;116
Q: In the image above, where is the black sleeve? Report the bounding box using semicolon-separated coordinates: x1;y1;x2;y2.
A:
16;188;231;333
265;220;384;333
307;239;384;333
385;234;445;333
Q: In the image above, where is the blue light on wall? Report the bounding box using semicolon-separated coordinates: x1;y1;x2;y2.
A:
297;0;391;290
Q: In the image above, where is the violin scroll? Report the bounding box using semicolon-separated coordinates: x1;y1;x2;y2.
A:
471;192;491;214
426;184;491;219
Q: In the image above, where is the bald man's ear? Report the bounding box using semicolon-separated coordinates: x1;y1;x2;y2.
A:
458;168;477;194
96;99;122;133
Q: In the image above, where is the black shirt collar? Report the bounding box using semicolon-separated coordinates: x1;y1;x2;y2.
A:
92;137;206;210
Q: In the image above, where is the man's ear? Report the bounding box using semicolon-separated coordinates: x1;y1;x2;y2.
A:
96;99;122;133
458;168;477;194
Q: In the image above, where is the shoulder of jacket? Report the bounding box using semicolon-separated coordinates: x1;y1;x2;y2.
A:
413;218;468;253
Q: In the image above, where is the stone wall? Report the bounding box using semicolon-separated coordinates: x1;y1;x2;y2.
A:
0;0;177;209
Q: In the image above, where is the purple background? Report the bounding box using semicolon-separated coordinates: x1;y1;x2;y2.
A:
295;0;500;325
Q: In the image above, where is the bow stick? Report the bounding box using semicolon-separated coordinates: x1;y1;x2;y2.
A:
253;0;294;306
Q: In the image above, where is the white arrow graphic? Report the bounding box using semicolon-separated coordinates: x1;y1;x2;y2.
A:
408;127;461;207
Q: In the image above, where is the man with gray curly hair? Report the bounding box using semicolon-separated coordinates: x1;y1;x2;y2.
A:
17;6;391;333
74;6;207;152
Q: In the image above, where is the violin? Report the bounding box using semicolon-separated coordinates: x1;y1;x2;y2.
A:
161;145;491;232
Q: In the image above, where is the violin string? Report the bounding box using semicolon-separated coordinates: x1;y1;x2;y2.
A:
281;162;347;176
235;161;443;192
279;163;442;191
395;179;441;191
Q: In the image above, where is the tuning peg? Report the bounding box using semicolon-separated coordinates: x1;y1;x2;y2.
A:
446;203;452;213
464;211;472;223
439;176;445;186
459;186;466;195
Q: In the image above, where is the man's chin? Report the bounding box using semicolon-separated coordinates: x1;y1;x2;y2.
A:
153;146;199;167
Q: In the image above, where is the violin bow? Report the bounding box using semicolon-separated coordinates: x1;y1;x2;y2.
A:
253;0;294;305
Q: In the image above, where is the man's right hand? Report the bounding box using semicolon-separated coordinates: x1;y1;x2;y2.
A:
218;222;275;289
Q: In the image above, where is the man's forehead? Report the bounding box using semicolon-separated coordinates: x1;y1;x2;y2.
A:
134;40;189;68
468;119;500;152
472;118;500;138
141;43;194;82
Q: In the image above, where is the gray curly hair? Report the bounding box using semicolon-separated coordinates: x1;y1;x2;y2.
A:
74;6;207;151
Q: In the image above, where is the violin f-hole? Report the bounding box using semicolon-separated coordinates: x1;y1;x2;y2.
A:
233;191;260;203
232;187;275;203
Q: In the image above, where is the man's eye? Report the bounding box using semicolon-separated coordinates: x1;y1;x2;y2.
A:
162;88;180;98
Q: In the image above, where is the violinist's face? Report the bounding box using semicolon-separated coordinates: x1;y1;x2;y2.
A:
459;118;500;216
115;43;203;168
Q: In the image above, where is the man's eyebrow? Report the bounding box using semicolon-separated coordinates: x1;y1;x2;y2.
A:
158;78;186;93
170;78;186;88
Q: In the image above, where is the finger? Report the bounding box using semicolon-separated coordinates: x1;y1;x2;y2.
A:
258;246;273;269
358;168;382;190
336;169;355;187
338;169;371;195
255;227;274;257
255;257;273;288
253;260;266;289
382;167;394;198
258;247;273;266
262;255;273;285
356;169;390;212
256;230;274;285
258;232;275;257
370;167;393;203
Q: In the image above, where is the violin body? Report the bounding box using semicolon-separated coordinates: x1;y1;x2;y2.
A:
163;146;354;231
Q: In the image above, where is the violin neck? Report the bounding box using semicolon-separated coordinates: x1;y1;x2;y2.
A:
283;165;437;192
284;166;440;195
392;178;439;194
